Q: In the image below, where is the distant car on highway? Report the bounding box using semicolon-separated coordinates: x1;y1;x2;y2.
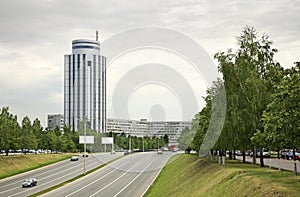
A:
111;151;116;154
287;152;300;160
70;156;79;161
124;150;132;155
250;151;270;158
235;150;243;156
296;153;300;161
22;178;37;187
82;152;89;157
157;150;163;154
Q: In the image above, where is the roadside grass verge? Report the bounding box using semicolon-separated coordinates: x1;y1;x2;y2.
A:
144;154;300;197
0;154;72;179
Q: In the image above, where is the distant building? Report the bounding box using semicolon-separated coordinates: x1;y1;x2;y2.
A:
47;114;64;131
106;118;192;146
64;36;106;133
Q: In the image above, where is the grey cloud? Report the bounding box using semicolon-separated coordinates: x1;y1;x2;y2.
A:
0;0;299;126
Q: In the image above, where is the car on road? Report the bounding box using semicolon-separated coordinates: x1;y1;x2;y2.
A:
70;156;79;161
287;152;300;160
250;151;270;158
82;152;89;157
157;150;163;154
296;153;300;161
124;150;132;155
111;150;116;154
22;178;37;187
284;152;293;160
235;150;243;156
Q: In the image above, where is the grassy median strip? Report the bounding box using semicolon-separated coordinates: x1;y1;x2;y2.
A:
0;154;72;179
144;154;300;197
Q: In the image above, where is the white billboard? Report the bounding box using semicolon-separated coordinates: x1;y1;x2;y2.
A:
79;136;95;144
102;137;114;144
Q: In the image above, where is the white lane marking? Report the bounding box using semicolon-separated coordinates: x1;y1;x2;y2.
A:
113;160;154;197
3;161;89;196
89;162;141;197
0;155;97;190
64;158;130;197
65;168;115;197
141;153;174;197
7;166;84;197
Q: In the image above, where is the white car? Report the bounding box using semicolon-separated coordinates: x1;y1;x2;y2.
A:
70;156;79;161
82;152;89;157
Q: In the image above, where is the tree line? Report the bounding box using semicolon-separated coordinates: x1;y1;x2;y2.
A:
0;107;80;155
179;26;300;167
0;107;168;155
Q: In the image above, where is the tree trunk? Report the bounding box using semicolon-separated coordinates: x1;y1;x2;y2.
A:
233;149;236;160
293;149;298;176
260;148;264;167
242;150;246;163
229;150;232;160
252;148;256;164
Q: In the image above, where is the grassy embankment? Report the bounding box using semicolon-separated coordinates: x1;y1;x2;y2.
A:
145;154;300;197
0;154;72;179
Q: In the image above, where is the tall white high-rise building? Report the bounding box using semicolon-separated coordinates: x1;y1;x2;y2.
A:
64;37;106;133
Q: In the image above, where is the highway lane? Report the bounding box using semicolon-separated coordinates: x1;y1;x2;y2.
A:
0;152;122;197
42;151;175;197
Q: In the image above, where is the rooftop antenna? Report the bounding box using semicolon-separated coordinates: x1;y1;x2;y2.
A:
96;30;98;41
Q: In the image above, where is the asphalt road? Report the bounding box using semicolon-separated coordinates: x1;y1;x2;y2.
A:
41;151;175;197
0;152;122;197
235;155;300;172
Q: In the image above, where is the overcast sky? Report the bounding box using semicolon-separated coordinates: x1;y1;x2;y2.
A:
0;0;299;128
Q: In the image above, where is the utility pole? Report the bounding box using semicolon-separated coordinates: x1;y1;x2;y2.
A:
142;136;144;152
84;119;86;174
129;135;131;152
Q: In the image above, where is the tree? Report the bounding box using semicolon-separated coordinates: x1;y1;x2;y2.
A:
262;62;300;151
214;26;280;166
20;116;37;153
163;134;169;145
32;118;43;150
0;107;21;155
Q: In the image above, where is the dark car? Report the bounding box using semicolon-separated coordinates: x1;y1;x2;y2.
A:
285;152;293;160
22;178;37;187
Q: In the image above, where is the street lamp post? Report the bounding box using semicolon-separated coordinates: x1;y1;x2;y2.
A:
84;119;86;174
129;135;131;151
157;135;160;150
142;136;144;152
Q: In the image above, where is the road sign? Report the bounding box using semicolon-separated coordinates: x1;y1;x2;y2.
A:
79;136;95;144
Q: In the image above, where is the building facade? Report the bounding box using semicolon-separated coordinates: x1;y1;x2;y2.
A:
106;118;192;146
47;114;64;131
64;39;106;133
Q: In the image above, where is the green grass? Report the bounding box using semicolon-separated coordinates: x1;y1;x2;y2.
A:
144;154;300;197
0;154;72;179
